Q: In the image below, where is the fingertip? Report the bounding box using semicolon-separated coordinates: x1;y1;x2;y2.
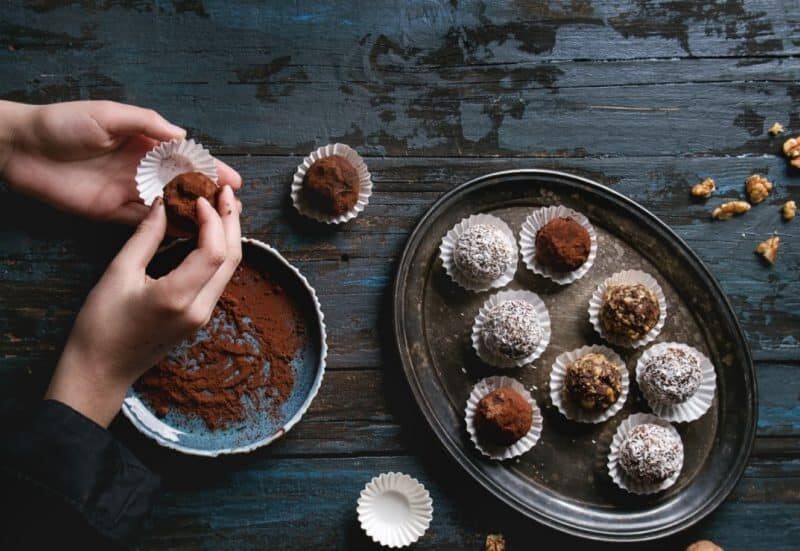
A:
216;160;243;189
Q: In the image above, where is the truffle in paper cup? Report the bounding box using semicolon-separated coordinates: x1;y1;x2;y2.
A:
588;269;667;348
135;139;218;206
636;342;716;423
549;345;629;424
357;472;433;548
291;143;372;224
471;289;551;368
465;376;542;460
519;205;598;284
607;413;683;494
439;213;518;292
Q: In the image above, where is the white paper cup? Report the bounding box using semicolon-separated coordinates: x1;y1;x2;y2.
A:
588;269;667;348
607;413;683;495
439;213;518;292
518;205;598;284
465;376;542;460
549;345;629;424
357;472;433;548
471;289;551;368
636;342;716;423
136;139;218;206
291;143;372;224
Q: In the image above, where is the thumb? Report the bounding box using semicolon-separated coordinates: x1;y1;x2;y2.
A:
112;198;168;271
95;102;186;142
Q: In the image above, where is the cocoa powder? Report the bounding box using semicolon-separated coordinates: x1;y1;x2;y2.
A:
136;261;304;430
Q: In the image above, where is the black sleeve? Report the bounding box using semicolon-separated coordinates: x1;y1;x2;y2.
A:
0;399;160;549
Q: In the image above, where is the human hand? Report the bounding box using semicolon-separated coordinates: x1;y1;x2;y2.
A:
46;186;242;427
0;100;242;225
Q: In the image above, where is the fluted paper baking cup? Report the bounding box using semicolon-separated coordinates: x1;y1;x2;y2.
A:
291;143;372;224
519;205;597;284
357;472;433;548
636;342;716;423
549;345;629;423
607;413;683;495
465;376;542;460
136;139;218;206
588;269;667;348
439;213;518;292
471;289;551;368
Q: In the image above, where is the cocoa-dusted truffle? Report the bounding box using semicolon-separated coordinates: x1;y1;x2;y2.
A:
475;388;533;445
600;283;660;341
481;300;542;361
535;217;591;271
640;347;702;405
454;224;513;283
302;155;359;215
565;353;622;411
163;172;219;232
619;423;682;484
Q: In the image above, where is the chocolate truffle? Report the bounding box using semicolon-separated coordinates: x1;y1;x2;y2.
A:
454;224;513;283
302;155;359;215
475;387;533;446
480;300;542;361
600;283;660;341
535;217;591;272
619;423;682;484
639;347;702;405
163;172;219;232
565;353;623;411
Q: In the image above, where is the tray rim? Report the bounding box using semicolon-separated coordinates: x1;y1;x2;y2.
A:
121;237;328;457
392;168;757;541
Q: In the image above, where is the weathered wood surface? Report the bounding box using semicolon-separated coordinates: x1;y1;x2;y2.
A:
1;1;799;549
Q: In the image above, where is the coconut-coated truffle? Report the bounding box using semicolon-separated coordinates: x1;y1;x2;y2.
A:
565;353;622;411
454;224;513;283
163;172;219;232
475;387;533;446
480;300;542;361
619;423;683;484
640;347;703;405
535;217;591;272
600;283;660;341
302;155;359;215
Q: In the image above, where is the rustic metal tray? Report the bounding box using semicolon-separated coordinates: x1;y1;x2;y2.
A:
393;169;756;541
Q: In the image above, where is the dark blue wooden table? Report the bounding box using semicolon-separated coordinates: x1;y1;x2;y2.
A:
1;2;798;549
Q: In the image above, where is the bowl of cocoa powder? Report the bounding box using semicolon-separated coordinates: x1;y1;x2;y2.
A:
121;238;327;456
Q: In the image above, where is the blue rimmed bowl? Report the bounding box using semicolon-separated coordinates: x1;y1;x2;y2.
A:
122;237;327;456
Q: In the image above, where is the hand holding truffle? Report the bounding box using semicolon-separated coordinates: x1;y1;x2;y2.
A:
46;186;242;427
0;100;242;225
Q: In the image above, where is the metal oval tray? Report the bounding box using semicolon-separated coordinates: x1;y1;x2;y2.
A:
393;169;756;541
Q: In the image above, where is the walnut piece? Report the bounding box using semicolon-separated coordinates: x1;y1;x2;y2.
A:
783;200;796;220
686;540;723;551
745;174;773;204
782;137;800;168
755;236;780;264
691;178;716;199
486;534;506;551
712;200;750;220
768;122;784;136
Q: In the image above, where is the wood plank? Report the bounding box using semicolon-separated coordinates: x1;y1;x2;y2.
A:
1;2;798;156
137;454;800;550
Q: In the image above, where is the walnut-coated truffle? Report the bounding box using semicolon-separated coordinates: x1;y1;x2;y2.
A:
475;387;533;446
535;216;591;272
565;353;622;411
619;423;683;484
163;172;219;232
302;155;359;215
600;283;660;342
